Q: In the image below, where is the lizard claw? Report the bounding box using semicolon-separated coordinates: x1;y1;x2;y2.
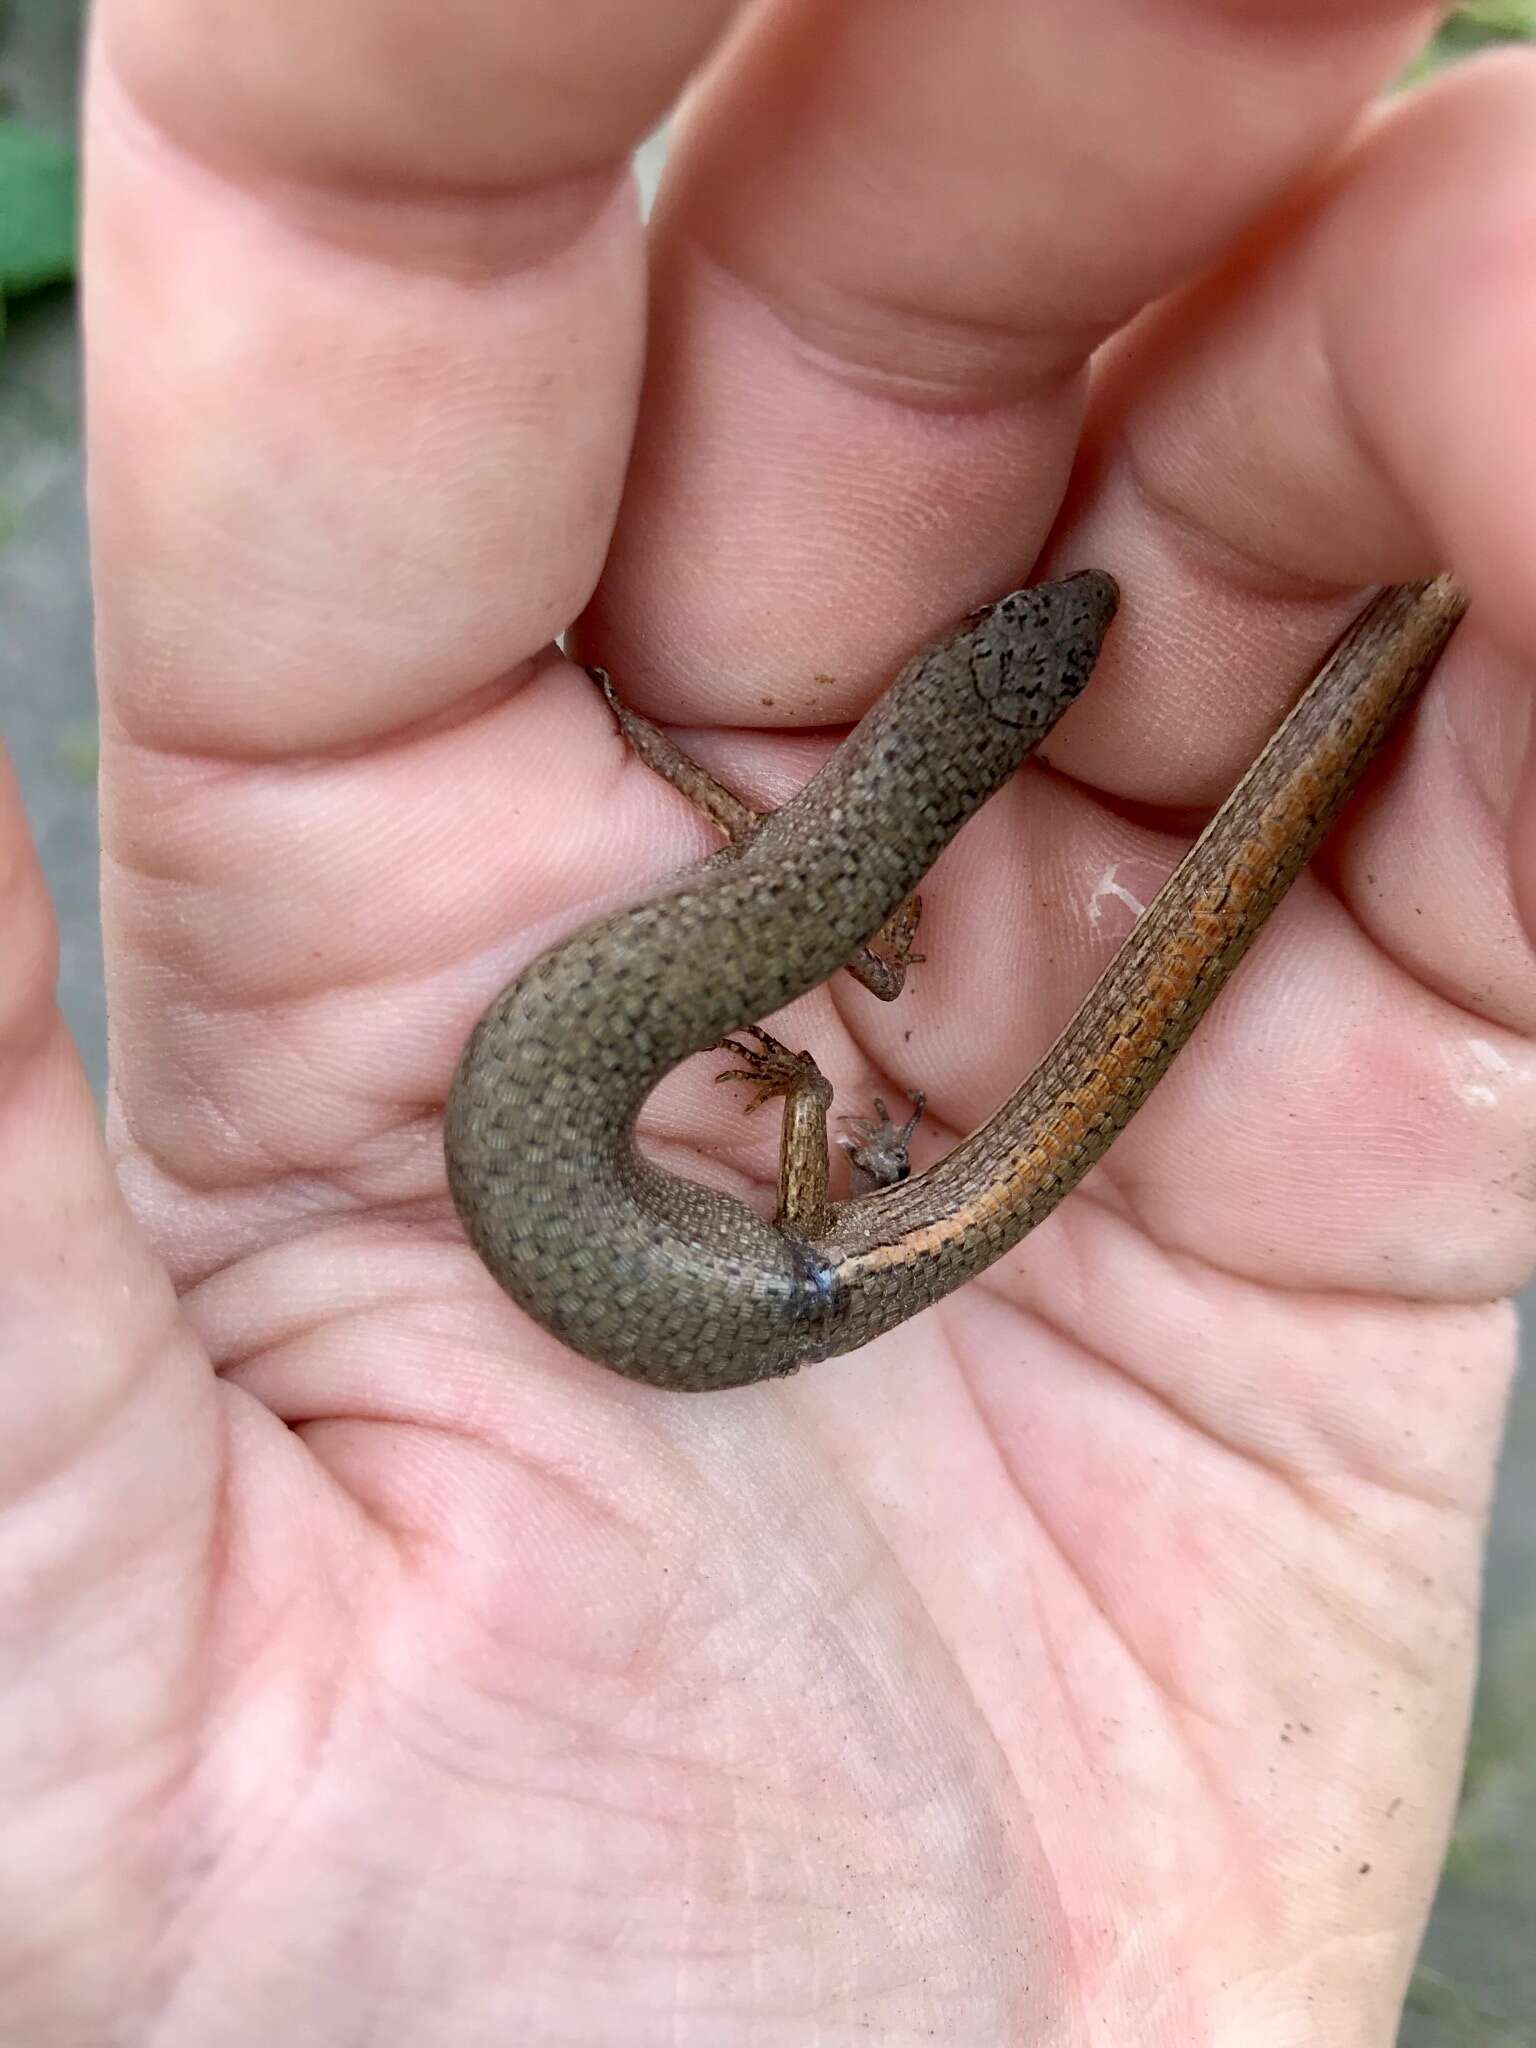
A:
714;1026;826;1115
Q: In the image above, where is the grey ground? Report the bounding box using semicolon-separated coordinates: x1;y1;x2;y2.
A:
0;6;1529;2040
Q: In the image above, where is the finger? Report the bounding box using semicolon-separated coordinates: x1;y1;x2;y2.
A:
918;57;1536;1300
90;0;738;757
582;0;1441;718
1049;54;1536;928
1052;49;1536;773
86;0;736;1184
0;746;218;1760
104;0;739;188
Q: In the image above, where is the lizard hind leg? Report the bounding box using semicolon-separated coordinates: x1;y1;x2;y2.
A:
713;1026;835;1239
839;1093;927;1190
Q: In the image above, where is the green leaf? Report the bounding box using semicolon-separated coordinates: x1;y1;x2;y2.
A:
0;119;77;297
1420;1;1536;71
1452;0;1536;28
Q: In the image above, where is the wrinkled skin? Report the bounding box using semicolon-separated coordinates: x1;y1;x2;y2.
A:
3;2;1535;2041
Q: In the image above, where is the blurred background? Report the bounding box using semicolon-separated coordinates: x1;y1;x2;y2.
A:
0;4;1530;2038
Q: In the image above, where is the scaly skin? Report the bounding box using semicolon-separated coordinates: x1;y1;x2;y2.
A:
445;574;1466;1390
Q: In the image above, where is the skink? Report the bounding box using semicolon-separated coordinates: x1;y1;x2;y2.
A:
445;572;1467;1390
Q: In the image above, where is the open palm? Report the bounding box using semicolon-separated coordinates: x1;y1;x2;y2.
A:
4;3;1533;2040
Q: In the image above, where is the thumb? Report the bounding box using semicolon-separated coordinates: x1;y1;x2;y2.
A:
0;742;217;1899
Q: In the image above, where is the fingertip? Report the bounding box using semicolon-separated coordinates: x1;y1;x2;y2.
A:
1331;52;1536;650
99;0;740;192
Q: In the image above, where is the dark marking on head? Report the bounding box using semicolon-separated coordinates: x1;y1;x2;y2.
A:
969;570;1120;731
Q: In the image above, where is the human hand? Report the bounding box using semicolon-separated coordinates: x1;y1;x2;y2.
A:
3;3;1533;2040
